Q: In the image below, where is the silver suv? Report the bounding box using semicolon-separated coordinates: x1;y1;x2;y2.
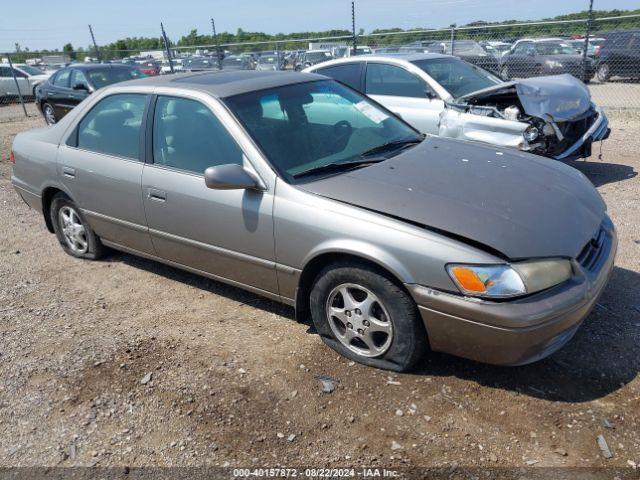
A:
11;71;616;371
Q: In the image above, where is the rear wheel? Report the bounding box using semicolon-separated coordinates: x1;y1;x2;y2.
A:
42;102;57;125
50;193;105;260
310;261;427;372
500;65;510;80
596;63;610;82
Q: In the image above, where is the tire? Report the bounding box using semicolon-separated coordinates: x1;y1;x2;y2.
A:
310;261;427;372
42;102;57;125
50;193;105;260
596;63;610;83
500;65;510;80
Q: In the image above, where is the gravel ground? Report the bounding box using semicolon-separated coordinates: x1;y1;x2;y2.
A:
0;105;638;474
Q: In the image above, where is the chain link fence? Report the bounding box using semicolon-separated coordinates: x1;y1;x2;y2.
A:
2;13;640;121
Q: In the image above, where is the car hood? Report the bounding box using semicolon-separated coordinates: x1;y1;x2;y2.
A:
297;136;605;260
458;74;592;122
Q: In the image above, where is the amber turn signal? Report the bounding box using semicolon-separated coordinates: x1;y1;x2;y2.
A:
449;266;487;293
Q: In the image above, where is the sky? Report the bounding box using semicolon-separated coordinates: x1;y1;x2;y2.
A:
1;0;639;52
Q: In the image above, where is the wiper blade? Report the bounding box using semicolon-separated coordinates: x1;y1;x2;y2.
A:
292;158;385;179
360;135;425;159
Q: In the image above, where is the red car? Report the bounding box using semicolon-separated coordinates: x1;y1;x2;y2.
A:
137;61;160;76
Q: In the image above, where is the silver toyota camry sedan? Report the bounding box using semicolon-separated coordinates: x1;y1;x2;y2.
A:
11;71;616;371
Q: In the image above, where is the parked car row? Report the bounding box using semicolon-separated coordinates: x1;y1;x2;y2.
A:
371;30;640;83
11;70;617;371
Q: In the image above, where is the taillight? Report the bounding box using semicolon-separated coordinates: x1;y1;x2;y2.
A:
9;151;15;164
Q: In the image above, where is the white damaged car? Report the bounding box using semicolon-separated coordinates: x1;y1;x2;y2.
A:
304;53;610;160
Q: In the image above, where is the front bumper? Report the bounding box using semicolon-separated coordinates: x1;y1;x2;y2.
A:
407;222;617;366
554;106;610;160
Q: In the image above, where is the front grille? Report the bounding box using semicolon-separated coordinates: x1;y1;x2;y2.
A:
577;228;606;272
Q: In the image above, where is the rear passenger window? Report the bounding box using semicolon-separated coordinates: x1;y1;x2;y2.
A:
53;69;71;88
77;94;146;159
152;96;243;174
365;63;426;98
316;64;362;91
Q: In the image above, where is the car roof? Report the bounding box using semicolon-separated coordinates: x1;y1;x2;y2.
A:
307;52;449;67
64;63;136;70
116;70;326;98
378;52;450;61
517;37;565;43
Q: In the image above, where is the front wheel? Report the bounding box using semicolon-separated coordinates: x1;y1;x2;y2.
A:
596;63;610;82
500;65;510;80
50;193;105;260
42;102;57;125
310;262;427;371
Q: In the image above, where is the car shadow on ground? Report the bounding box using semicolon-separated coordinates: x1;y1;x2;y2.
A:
565;157;637;188
413;266;640;403
107;252;639;404
106;251;294;319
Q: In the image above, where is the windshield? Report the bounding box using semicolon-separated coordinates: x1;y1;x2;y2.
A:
412;57;502;98
437;40;487;55
18;65;44;76
534;42;578;55
223;57;246;65
188;58;214;68
260;55;278;63
87;67;145;89
224;80;421;183
307;51;332;62
493;44;512;53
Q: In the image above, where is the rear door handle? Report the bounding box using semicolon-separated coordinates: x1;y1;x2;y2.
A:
148;188;166;202
62;166;75;178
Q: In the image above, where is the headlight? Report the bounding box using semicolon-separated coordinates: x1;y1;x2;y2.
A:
545;60;563;68
447;259;572;299
523;126;539;142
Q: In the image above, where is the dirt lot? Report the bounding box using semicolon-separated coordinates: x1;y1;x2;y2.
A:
0;104;638;475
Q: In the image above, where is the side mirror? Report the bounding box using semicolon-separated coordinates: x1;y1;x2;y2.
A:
73;83;88;91
425;88;437;100
204;164;264;191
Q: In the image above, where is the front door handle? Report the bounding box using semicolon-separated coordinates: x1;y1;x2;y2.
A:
148;188;167;202
62;166;75;178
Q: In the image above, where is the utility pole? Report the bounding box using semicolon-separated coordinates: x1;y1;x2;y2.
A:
161;22;174;74
450;24;456;56
582;0;594;82
7;54;27;117
211;18;222;70
88;24;101;62
351;1;357;56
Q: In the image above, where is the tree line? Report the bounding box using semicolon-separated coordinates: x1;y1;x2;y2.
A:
5;7;639;62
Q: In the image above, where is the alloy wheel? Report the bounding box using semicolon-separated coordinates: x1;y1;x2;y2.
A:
43;104;56;125
326;283;393;358
597;64;610;82
58;206;88;254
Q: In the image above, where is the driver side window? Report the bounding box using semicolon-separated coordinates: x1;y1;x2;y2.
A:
514;42;532;55
70;69;90;90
